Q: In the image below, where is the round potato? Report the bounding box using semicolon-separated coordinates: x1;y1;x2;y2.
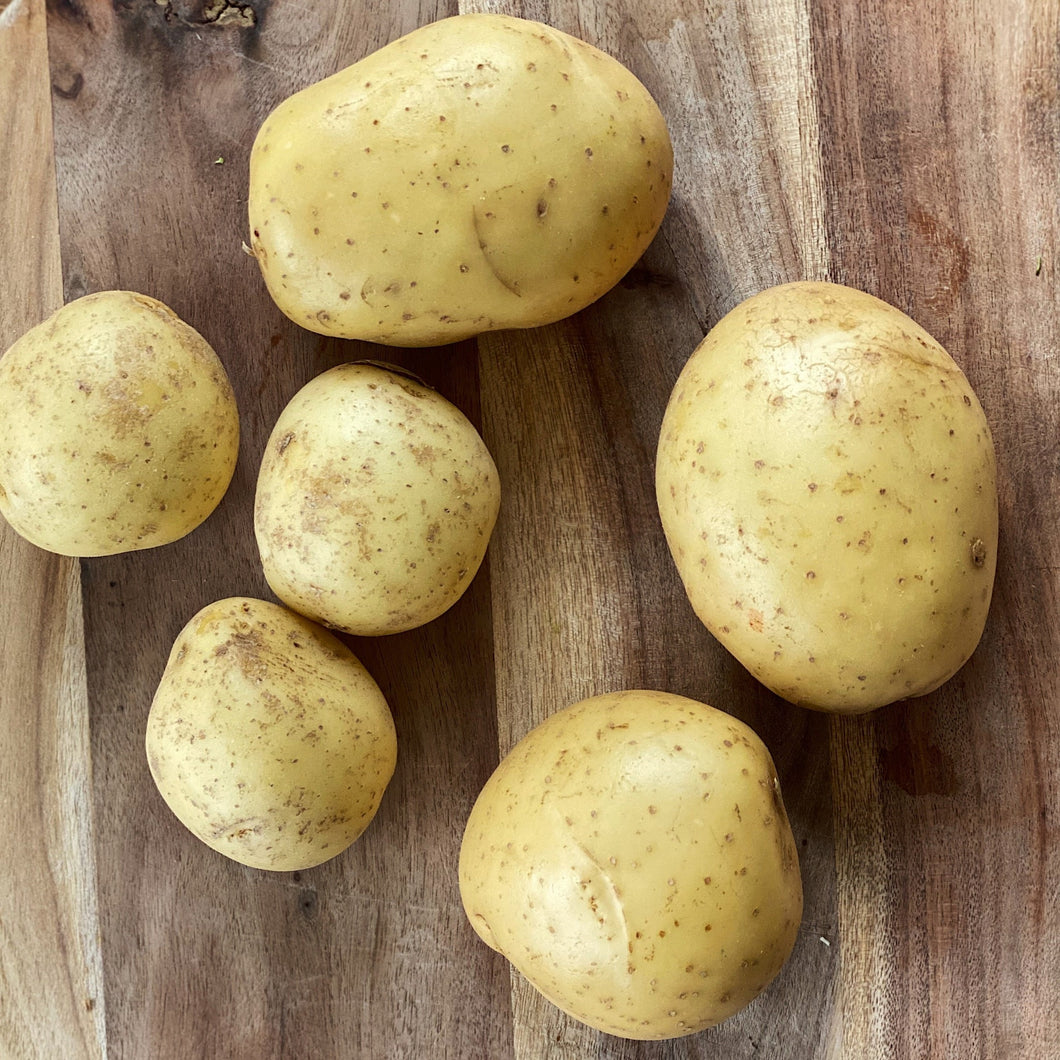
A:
656;281;998;713
0;291;239;556
459;689;803;1040
146;596;397;871
254;362;500;636
248;13;672;346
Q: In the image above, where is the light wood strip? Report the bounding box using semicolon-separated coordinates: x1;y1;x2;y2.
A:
0;1;104;1057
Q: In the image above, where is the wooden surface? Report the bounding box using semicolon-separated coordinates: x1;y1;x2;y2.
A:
1;0;1057;1057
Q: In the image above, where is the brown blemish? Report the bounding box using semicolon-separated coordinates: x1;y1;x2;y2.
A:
970;538;987;567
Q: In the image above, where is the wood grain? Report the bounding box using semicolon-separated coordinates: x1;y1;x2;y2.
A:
815;3;1060;1056
0;1;104;1058
0;0;1056;1057
476;3;840;1057
45;2;507;1058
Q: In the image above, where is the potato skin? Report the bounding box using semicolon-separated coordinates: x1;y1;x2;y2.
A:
145;597;397;871
458;690;803;1040
0;291;239;556
656;282;999;713
248;13;673;346
254;363;500;636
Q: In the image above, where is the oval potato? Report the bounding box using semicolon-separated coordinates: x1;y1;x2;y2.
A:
254;363;500;636
248;13;673;346
0;291;239;556
656;281;999;712
146;596;397;871
459;689;803;1040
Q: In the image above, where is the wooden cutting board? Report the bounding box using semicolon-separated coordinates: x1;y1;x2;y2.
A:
1;1;1057;1057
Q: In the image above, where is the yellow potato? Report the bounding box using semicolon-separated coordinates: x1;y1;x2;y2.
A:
146;596;397;871
248;13;672;346
459;689;803;1040
656;281;999;712
0;291;239;556
254;362;500;636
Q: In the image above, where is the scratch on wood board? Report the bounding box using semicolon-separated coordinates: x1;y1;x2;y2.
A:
0;0;27;32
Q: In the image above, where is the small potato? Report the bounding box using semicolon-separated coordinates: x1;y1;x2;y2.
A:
248;13;673;346
255;363;500;636
146;596;397;871
459;690;803;1040
656;282;999;712
0;291;239;556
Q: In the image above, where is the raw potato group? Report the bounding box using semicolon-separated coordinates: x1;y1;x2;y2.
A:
459;690;803;1040
248;13;673;346
0;14;946;1050
255;362;500;636
0;291;239;557
146;597;397;871
656;282;999;713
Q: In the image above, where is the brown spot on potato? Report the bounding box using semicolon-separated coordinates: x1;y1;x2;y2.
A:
970;538;987;567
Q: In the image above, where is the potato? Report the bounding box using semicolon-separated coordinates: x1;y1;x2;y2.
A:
0;291;239;556
145;596;397;871
255;362;500;636
458;689;803;1040
247;13;672;346
656;281;998;713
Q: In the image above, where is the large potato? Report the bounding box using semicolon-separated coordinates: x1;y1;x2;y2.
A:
255;362;500;636
459;690;803;1040
656;281;998;713
146;596;397;871
248;13;672;346
0;291;239;556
